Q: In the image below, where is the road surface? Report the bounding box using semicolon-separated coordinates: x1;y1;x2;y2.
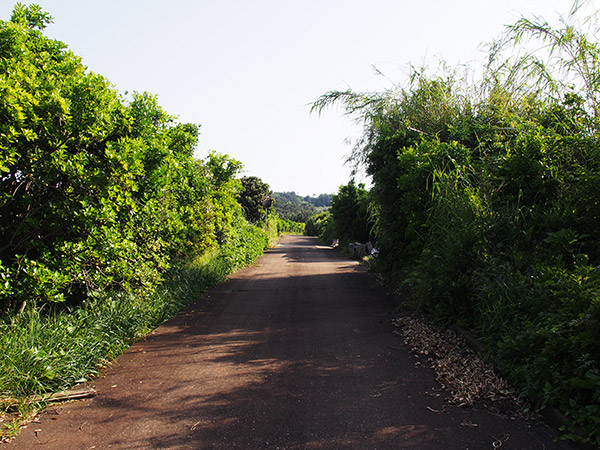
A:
6;236;572;449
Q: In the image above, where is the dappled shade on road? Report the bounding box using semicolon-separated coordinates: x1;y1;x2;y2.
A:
7;236;573;449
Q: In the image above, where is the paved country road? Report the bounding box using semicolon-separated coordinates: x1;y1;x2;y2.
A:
6;236;574;449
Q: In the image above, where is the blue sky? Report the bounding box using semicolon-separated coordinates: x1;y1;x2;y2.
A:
1;0;582;195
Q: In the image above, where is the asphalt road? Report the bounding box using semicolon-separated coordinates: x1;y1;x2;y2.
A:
6;236;574;449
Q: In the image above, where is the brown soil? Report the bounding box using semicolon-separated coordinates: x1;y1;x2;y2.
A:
4;236;575;449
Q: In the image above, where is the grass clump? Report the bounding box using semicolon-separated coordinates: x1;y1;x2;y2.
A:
0;219;269;439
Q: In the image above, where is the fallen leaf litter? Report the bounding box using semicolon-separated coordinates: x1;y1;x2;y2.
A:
392;315;519;410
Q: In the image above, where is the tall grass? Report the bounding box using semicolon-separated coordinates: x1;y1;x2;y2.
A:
0;221;269;435
314;3;600;446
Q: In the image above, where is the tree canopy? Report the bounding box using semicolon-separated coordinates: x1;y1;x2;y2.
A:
273;191;331;222
238;176;272;224
0;4;264;313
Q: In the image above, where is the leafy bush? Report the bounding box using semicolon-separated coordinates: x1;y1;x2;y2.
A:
277;218;305;235
0;227;268;400
314;5;600;446
0;5;263;317
0;4;271;431
304;211;335;243
329;181;374;245
306;182;374;247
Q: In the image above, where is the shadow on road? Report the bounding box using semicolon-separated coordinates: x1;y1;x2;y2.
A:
7;236;574;450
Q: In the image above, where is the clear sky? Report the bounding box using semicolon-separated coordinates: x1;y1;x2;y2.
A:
0;0;584;195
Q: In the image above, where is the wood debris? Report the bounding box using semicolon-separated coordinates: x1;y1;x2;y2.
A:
29;388;97;404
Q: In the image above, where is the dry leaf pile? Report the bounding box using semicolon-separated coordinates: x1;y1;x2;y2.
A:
392;315;518;408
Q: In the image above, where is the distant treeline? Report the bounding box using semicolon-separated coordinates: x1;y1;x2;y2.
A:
273;192;332;222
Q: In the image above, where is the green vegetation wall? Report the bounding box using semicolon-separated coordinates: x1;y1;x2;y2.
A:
0;4;267;315
0;5;272;416
304;211;334;242
329;181;373;245
314;8;600;446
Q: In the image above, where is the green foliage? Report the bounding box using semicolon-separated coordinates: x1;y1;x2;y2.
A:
214;209;269;270
9;2;52;29
304;211;335;243
315;4;600;445
306;193;333;208
0;226;267;401
237;176;271;224
329;181;374;245
304;182;373;247
0;4;265;316
1;6;138;310
0;4;271;430
303;182;372;246
276;217;305;235
272;191;330;222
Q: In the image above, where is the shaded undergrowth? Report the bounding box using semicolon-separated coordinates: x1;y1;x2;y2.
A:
0;223;269;439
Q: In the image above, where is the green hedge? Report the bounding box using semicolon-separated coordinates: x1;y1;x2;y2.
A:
314;7;600;446
0;4;271;428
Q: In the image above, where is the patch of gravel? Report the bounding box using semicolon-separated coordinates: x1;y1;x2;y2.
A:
392;314;520;410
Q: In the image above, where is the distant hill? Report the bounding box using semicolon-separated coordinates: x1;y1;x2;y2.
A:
273;192;331;223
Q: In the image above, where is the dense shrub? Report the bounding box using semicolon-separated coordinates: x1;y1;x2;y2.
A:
277;218;305;235
329;181;374;245
0;5;264;317
0;3;271;420
315;6;600;446
0;223;268;399
304;212;335;243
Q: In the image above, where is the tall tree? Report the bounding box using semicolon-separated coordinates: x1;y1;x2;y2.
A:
330;182;373;244
237;176;271;224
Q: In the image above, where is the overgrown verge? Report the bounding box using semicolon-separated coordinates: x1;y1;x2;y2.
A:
276;217;305;235
314;4;600;447
305;182;372;247
0;3;274;439
0;219;268;439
